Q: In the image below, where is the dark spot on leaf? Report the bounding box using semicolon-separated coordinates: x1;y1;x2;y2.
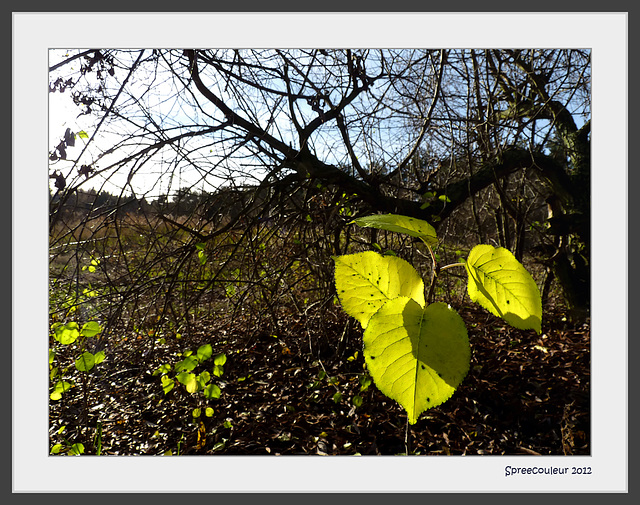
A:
420;364;426;370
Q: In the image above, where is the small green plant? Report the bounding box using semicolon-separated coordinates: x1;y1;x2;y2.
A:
333;214;542;426
154;344;226;400
49;320;105;401
81;257;100;273
50;425;85;455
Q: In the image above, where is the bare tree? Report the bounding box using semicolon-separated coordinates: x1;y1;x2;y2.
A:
49;48;591;344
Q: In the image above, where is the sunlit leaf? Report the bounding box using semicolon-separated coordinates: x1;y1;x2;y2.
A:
93;350;105;365
176;372;198;394
161;375;174;394
213;353;227;366
75;352;95;372
80;321;101;338
465;244;542;334
203;383;221;399
351;214;438;246
196;344;213;362
153;363;171;376
364;298;470;424
54;322;80;345
50;381;73;401
197;371;211;389
333;251;425;329
175;355;198;372
68;443;84;455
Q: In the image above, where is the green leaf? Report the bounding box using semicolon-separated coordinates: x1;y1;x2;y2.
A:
69;443;84;455
153;363;171;376
77;130;89;139
205;407;214;417
351;214;438;246
75;352;95;372
161;375;174;394
203;383;221;399
54;322;80;345
214;353;227;366
50;381;73;401
175;355;198;372
176;372;198;394
80;321;101;337
198;249;207;265
363;298;470;424
197;370;211;389
196;344;213;362
359;374;372;391
93;350;105;365
333;251;425;329
465;244;542;334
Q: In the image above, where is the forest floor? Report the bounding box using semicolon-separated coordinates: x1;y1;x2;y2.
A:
49;298;590;457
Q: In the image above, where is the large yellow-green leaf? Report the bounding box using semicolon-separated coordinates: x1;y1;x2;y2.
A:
333;251;424;329
351;214;438;246
363;298;470;424
465;244;542;334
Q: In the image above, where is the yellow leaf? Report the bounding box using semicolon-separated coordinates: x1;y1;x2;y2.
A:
196;421;206;449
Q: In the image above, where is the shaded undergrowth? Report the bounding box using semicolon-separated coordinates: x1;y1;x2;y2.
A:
49;300;589;456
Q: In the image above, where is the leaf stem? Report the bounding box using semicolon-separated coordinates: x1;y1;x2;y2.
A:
405;417;411;455
423;241;439;305
439;262;466;272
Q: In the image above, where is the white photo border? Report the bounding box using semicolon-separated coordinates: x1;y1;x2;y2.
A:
13;12;628;493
